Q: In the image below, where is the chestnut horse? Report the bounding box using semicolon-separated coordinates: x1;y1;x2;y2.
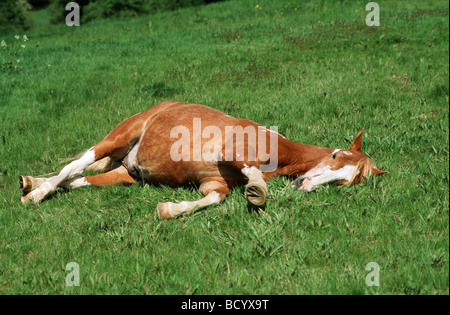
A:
20;101;387;219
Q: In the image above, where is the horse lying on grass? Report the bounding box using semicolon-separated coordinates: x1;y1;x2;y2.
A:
20;101;387;219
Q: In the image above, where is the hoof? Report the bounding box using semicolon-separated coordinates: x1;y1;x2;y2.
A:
20;176;46;195
20;176;32;194
21;193;34;204
157;202;172;220
245;182;267;206
297;177;314;192
20;181;53;204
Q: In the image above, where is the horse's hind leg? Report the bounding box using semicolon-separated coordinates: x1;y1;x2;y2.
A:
21;145;136;203
20;109;152;204
20;176;46;195
21;146;99;203
19;157;117;196
21;166;137;203
64;165;137;188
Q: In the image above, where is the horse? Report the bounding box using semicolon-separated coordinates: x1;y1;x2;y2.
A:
20;101;387;219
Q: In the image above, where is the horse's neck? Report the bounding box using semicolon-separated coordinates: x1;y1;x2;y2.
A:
272;138;333;177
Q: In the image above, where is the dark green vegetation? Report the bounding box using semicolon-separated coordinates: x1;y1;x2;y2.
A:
0;1;32;33
0;0;225;32
0;0;448;294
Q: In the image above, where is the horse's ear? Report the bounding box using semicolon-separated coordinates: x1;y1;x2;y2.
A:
349;128;364;152
372;167;388;175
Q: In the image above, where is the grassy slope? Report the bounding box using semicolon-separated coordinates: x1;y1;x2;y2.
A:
0;0;448;294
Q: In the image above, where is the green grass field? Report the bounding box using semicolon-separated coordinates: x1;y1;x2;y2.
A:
0;0;448;295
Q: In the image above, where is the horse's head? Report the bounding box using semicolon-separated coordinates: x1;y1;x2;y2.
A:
292;129;387;191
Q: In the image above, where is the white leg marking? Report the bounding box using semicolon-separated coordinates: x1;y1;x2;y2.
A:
26;148;96;202
241;166;263;181
160;191;221;219
61;177;91;189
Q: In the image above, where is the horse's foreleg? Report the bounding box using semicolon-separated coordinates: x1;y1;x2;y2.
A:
157;181;229;219
157;192;221;219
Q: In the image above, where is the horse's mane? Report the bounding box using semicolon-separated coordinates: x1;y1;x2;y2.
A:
349;155;376;184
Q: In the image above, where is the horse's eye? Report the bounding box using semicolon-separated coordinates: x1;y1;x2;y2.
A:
332;153;337;160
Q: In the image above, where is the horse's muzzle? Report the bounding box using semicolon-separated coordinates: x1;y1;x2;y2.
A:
291;174;312;189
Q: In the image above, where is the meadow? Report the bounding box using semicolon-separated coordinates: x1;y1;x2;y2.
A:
0;0;448;295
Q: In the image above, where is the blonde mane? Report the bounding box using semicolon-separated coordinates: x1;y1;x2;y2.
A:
349;155;376;184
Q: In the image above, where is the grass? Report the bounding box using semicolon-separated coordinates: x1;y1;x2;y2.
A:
0;0;448;295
